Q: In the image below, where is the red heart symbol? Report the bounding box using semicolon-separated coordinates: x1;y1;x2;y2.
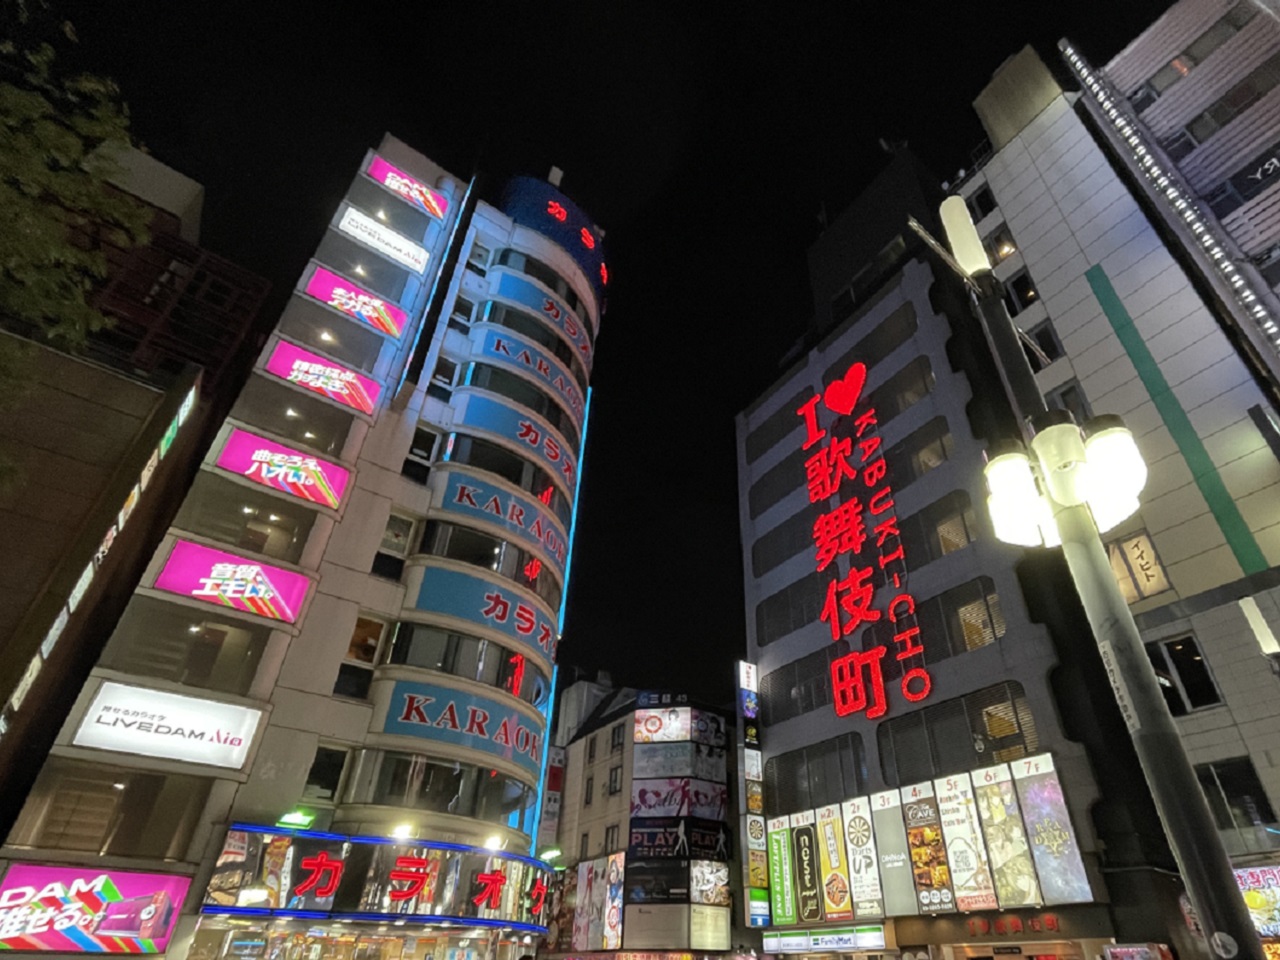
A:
824;362;867;415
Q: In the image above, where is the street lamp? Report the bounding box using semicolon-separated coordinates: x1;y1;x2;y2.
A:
923;195;1263;960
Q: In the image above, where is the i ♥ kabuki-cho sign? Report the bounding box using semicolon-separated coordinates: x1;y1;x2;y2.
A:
795;362;931;719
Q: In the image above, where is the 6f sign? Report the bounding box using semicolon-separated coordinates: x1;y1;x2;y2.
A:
795;362;933;719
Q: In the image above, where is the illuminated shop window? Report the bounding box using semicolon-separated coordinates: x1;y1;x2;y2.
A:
419;520;563;611
303;746;350;802
99;595;270;696
863;576;1006;680
9;757;210;859
174;472;317;564
763;732;865;817
384;622;549;706
1022;319;1065;373
877;681;1037;786
230;377;354;457
333;616;388;700
401;426;439;485
445;433;572;528
372;514;416;581
1146;635;1221;716
314;231;413;303
482;302;589;393
347;177;433;242
983;223;1017;264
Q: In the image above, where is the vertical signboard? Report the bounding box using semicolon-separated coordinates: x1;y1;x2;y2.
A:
1012;754;1092;904
604;853;625;949
816;804;854;921
767;816;797;925
973;761;1043;907
902;781;955;914
842;796;884;918
790;810;823;924
870;789;918;917
934;772;998;911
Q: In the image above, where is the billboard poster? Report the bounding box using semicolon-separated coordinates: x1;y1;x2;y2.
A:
215;428;351;509
842;796;884;918
1012;754;1092;905
748;849;769;888
537;746;566;852
744;748;763;782
815;804;853;921
634;742;693;779
695;743;728;782
689;904;731;951
304;265;408;337
746;814;767;852
870;789;919;917
264;340;381;415
690;861;731;906
367;155;449;220
73;681;261;770
413;566;555;669
1236;864;1280;937
691;709;728;746
382;680;544;777
155;540;310;623
934;772;998;911
767;817;797;925
689;779;729;820
632;779;690;818
572;860;592;950
587;857;607;948
634;707;692;743
746;781;764;814
604;854;625;949
902;781;956;914
629;818;731;860
624;860;689;904
436;471;567;578
973;762;1043;907
0;864;191;953
790;810;823;924
547;865;576;951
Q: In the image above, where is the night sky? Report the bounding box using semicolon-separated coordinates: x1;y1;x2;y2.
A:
60;1;1171;702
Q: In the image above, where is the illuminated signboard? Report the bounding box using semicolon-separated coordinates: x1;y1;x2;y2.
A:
367;156;449;220
816;804;853;921
0;863;191;953
73;681;262;769
204;825;552;931
631;779;728;820
767;816;797;925
264;340;381;415
458;392;577;492
155;540;310;623
635;707;691;743
337;207;429;273
304;266;408;338
436;471;567;577
935;772;997;911
972;761;1043;907
1236;864;1280;937
841;797;884;917
499;176;608;310
474;327;586;427
215;428;351;509
901;780;955;914
795;361;931;719
1011;754;1091;904
413;566;556;667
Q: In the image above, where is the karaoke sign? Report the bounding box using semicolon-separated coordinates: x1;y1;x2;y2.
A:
795;361;932;718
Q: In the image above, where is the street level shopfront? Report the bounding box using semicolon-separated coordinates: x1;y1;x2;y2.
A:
894;904;1115;960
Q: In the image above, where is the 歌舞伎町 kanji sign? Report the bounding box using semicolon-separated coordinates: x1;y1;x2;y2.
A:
795;361;932;719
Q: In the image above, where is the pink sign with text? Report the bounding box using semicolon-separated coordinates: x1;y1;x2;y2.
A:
264;340;381;415
368;156;449;219
304;266;407;338
155;540;310;623
216;428;350;509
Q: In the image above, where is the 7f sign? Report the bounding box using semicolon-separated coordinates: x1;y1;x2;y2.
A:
796;362;931;719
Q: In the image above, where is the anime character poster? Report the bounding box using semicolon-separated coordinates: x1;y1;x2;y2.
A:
604;854;625;948
572;860;593;950
972;762;1043;908
934;772;998;911
1011;754;1091;904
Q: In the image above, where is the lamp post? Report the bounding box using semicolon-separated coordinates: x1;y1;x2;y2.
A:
932;196;1263;960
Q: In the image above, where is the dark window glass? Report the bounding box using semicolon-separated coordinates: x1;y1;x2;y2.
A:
230;377;353;458
1146;636;1220;715
483;303;589;393
745;388;813;465
1196;757;1278;830
748;445;810;521
755;569;825;647
752;502;823;578
585;776;594;804
304;747;348;802
1003;271;1039;315
385;622;548;705
1046;380;1092;423
371;552;405;580
368;751;533;825
866;357;935;423
347;179;433;243
495;249;593;341
1129;85;1158;114
884;416;953;489
469;363;580;451
1022;320;1064;373
605;824;620;850
420;520;563;611
333;662;373;699
175;473;317;563
968;186;997;221
764;733;864;817
314;231;414;303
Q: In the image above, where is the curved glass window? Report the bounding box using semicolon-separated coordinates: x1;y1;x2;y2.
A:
495;249;595;340
444;434;572;528
484;303;589;392
358;750;536;833
468;364;580;451
420;520;562;611
385;622;550;706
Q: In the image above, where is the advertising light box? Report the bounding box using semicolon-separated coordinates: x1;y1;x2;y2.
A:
73;681;262;770
216;428;351;509
155;540;310;623
766;817;796;925
368;156;449;220
973;761;1043;907
0;863;192;953
634;707;691;743
935;772;998;911
305;266;407;338
1011;754;1092;904
337;207;429;273
689;904;731;950
264;340;381;415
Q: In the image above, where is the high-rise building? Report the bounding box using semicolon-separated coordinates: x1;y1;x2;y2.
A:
0;135;606;960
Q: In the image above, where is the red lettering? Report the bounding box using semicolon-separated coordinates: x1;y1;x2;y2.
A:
400;694;433;724
888;594;916;621
854;408;879;437
796;395;827;450
465;706;491;737
508;503;526;527
492;337;512;357
494;717;513;746
869;487;895;515
454;484;479;508
873;516;900;547
893;626;923;659
863;457;887;487
483;495;503;516
435;702;461;730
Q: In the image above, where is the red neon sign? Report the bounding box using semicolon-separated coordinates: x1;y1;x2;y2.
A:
580;227;596;249
795;361;932;719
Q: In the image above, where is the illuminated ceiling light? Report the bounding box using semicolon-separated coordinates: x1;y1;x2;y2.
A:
483;834;503;850
188;624;202;634
376;210;387;221
268;515;281;523
285;408;300;418
242;506;255;515
319;330;334;343
391;824;414;839
303;430;317;439
112;782;126;790
354;265;366;276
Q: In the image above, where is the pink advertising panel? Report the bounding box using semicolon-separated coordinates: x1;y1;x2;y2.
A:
215;428;351;509
0;862;192;953
304;266;407;338
368;156;449;219
155;540;310;623
264;340;381;415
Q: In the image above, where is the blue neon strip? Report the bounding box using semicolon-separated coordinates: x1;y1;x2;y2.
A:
201;905;547;934
227;823;549;870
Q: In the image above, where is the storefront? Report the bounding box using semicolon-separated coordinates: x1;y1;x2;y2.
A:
191;825;552;960
893;904;1116;960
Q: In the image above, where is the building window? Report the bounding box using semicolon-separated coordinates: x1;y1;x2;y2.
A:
585;776;594;805
744;388;813;465
1022;320;1064;372
384;622;549;706
1046;379;1091;424
303;746;349;802
467;242;492;274
866;356;935;423
748;445;810;521
484;302;590;393
605;824;620;851
588;735;597;762
448;296;476;333
759;639;853;725
495;248;592;337
402;426;438;485
608;765;623;794
878;681;1037;786
364;751;534;828
763;732;865;816
863;576;1006;681
983;224;1017;264
427;357;457;403
967;185;997;222
333;616;386;700
751;501;823;578
1196;757;1278;834
1137;2;1257;105
885;416;953;490
1178;49;1280;147
446;433;573;528
174;472;316;564
1161;131;1197;163
610;723;625;752
468;363;581;451
1204;180;1246;219
900;490;979;570
1003;270;1039;315
371;513;415;581
1147;636;1220;716
755;569;825;647
580;832;590;860
823;302;918;381
420;519;563;611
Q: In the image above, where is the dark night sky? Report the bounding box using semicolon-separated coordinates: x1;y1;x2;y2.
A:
60;1;1171;702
